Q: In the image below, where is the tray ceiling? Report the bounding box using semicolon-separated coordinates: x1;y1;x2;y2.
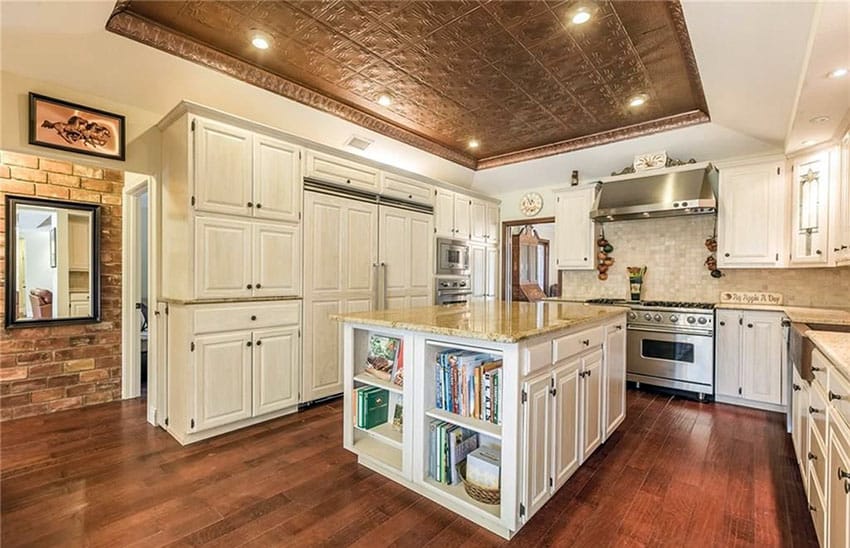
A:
107;0;709;170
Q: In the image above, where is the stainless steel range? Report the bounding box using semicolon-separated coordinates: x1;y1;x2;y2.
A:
586;299;716;399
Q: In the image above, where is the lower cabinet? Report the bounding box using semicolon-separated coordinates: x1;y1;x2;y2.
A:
581;351;604;461
829;414;850;548
167;300;301;444
792;368;810;486
603;320;627;438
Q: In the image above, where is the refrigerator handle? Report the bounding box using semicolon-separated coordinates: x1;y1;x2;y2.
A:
372;263;380;310
380;262;387;310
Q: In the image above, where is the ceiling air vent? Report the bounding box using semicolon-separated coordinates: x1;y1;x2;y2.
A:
345;135;373;151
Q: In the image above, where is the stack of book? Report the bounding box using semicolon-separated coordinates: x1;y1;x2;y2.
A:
364;334;404;387
428;420;479;485
434;349;502;424
354;386;389;429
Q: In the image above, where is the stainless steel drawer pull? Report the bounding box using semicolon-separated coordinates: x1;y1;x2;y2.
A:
829;391;843;401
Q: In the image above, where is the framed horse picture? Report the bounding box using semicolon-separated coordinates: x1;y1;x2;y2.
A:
28;93;125;161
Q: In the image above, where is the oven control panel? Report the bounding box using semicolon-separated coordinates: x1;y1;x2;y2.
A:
627;307;714;332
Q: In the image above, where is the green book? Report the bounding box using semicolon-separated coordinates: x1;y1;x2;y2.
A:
361;388;389;429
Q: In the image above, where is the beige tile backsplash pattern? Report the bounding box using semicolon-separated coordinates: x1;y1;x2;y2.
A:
558;216;850;307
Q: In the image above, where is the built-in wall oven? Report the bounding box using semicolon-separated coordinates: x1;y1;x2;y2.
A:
436;238;470;276
435;276;471;305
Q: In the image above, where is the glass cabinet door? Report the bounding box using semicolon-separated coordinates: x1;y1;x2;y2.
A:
791;150;831;264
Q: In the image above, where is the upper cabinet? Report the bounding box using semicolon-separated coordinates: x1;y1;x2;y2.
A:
717;159;786;268
470;199;500;244
486;204;500;245
379;172;433;206
193;118;253;217
454;194;471;240
835;131;850;266
554;185;597;270
790;150;833;266
434;189;456;238
434;189;497;242
253;135;301;223
303;149;380;193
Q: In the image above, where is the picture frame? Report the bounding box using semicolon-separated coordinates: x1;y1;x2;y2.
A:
28;92;126;161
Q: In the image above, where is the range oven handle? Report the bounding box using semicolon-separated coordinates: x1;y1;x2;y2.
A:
627;325;713;337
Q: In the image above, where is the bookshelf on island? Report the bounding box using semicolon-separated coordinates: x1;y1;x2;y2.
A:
337;301;627;539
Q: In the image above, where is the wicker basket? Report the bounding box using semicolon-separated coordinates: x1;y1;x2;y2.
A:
458;461;500;505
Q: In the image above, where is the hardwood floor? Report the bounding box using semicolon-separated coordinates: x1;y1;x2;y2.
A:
0;389;817;547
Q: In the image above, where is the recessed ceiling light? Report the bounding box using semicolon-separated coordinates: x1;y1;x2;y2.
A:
827;67;848;79
572;9;592;24
250;31;270;50
801;139;816;146
468;139;480;149
809;115;830;124
628;94;648;108
377;94;392;107
568;1;598;25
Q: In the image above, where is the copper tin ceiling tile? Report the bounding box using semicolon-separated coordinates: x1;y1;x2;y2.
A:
107;0;709;170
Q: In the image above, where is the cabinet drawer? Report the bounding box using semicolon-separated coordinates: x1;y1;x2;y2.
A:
523;340;553;376
553;327;603;363
304;150;379;191
829;362;850;429
812;349;829;392
193;301;300;334
380;172;433;205
808;424;827;493
810;384;829;446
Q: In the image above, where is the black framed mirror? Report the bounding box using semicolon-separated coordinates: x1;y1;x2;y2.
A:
5;195;101;328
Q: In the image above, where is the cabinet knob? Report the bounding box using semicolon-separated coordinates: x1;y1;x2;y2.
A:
247;201;253;208
256;283;262;289
809;505;817;512
256;203;262;209
719;321;725;326
583;257;588;261
808;451;817;461
792;383;800;391
816;249;822;255
582;339;590;346
346;179;351;184
838;468;850;481
246;341;252;347
836;248;841;252
829;391;843;401
842;245;848;250
724;253;730;257
256;340;262;346
251;315;257;321
747;323;753;328
812;366;822;372
246;284;253;289
809;406;821;414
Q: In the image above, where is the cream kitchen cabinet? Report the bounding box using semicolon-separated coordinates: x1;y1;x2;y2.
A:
166;300;302;444
454;194;471;240
471;244;499;299
829;414;850;548
304;149;380;193
554;185;597;270
253;134;302;222
792;367;810;487
487;204;500;244
835;131;850;266
717;158;787;268
192;117;253;217
379;172;433;206
580;350;604;460
194;215;300;299
67;213;90;271
715;309;785;410
434;188;476;240
791;150;833;266
379;205;434;309
470;200;501;244
68;292;90;317
604;319;627;438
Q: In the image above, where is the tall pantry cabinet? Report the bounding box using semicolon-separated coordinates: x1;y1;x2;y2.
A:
158;105;303;445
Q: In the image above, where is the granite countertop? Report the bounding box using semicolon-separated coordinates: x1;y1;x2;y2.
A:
808;331;850;376
332;301;626;343
715;303;850;326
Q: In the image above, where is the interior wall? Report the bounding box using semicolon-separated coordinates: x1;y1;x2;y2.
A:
0;150;123;421
557;215;850;307
20;229;55;316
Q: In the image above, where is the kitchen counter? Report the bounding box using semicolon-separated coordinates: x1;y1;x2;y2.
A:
332;301;625;343
715;303;850;326
808;331;850;375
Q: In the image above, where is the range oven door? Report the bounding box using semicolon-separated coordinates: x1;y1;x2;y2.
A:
436;239;469;276
627;327;714;388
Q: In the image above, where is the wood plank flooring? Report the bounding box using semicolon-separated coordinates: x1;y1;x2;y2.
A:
0;389;817;547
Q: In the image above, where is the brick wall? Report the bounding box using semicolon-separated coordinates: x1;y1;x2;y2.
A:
0;150;123;421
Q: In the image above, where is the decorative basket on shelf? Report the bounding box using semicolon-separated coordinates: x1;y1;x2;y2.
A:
458;461;501;505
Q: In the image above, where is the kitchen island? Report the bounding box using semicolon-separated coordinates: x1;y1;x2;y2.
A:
334;301;627;538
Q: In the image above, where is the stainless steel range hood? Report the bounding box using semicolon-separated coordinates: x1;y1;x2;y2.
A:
590;161;718;222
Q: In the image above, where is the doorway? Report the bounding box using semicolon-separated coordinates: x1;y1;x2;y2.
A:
501;218;557;301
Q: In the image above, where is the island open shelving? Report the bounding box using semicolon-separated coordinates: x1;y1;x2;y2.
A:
337;301;628;539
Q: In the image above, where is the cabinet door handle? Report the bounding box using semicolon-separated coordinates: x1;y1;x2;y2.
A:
845;481;850;495
792;383;800;391
816;249;822;255
812;366;822;372
838;468;850;481
346;179;351;184
247;201;253;208
246;341;252;347
246;284;253;289
809;406;821;414
842;245;848;250
256;340;262;346
810;505;817;512
582;339;590;346
719;321;725;326
256;203;262;209
747;323;753;328
250;315;257;321
829;391;843;401
724;253;730;257
808;452;817;461
615;325;623;330
255;283;262;289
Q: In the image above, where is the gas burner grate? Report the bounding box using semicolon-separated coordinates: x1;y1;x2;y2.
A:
639;301;715;310
585;298;629;305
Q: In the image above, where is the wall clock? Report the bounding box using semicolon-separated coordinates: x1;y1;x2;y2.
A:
519;192;543;217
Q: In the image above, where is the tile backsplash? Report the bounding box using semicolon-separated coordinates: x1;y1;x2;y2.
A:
558;215;850;307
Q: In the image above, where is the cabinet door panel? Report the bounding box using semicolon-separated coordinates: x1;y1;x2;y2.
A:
485;246;499;298
253;223;300;297
302;299;344;401
195;216;252;299
523;373;551;520
829;419;850;548
486;204;500;244
555;187;595;270
304;150;379;192
454;195;471;240
193;118;252;217
604;322;627;438
434;189;455;238
253;135;301;222
253;327;300;416
791;151;831;265
741;312;783;405
791;368;809;487
470;245;487;298
553;359;581;489
380;172;433;205
470;200;488;242
379;207;433;306
581;351;604;460
715;310;741;398
193;332;252;431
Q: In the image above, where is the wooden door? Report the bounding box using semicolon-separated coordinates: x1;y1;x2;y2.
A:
715;309;741;398
552;358;581;490
193;117;253;217
253;222;300;297
555;187;595;270
303;192;378;402
434;189;455;238
470;199;488;243
829;422;850;548
193;331;252;432
379;206;433;309
522;373;552;520
194;215;252;299
252;327;300;416
581;350;603;461
470;244;487;298
604;321;627;438
485;246;499;298
741;311;784;405
486;204;500;244
454;194;471;240
717;162;784;267
253;135;301;222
